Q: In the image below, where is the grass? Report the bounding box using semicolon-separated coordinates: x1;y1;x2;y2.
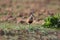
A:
0;0;59;40
0;22;57;31
0;22;57;36
0;22;58;40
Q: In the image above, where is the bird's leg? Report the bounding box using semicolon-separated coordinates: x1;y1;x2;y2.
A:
29;24;30;27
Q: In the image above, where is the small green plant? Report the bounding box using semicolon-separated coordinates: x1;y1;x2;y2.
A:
43;13;60;28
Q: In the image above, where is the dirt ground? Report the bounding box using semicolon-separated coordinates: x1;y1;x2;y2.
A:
0;0;60;40
0;0;60;24
0;29;59;40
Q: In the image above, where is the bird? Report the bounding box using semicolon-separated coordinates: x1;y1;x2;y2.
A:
27;12;34;25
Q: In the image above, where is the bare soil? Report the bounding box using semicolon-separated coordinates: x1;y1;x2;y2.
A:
0;0;60;40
